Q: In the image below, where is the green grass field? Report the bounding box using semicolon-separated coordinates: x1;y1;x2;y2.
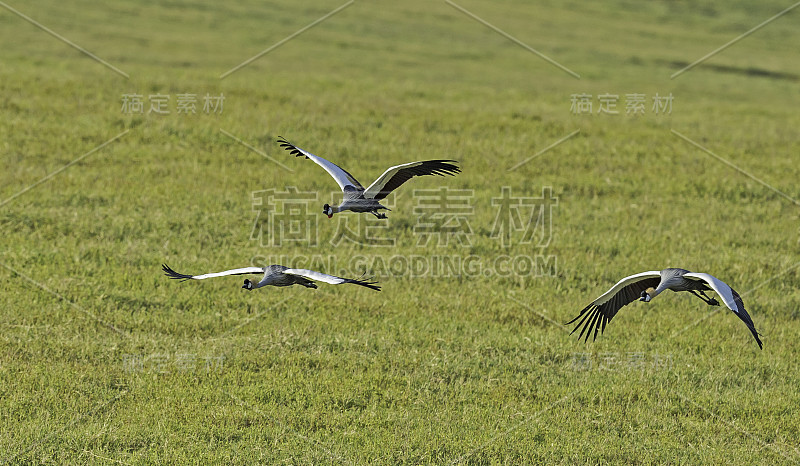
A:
2;0;800;463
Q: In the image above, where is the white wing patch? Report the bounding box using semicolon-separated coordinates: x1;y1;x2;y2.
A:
593;271;663;305
283;268;347;285
191;267;265;280
162;264;264;281
682;272;738;312
278;138;363;191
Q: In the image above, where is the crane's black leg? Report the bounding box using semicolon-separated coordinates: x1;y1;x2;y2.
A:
698;290;719;306
690;290;719;306
371;210;387;219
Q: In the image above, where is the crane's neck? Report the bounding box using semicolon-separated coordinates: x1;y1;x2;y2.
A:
644;286;664;302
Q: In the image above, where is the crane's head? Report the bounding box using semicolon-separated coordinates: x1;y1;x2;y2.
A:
323;204;334;218
242;279;254;290
639;287;656;302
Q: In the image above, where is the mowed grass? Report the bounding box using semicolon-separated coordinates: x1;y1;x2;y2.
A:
1;0;800;463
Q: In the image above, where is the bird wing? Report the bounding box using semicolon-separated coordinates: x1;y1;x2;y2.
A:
362;160;461;200
277;137;364;191
681;273;736;308
567;271;663;342
682;272;763;349
283;268;381;291
162;264;263;282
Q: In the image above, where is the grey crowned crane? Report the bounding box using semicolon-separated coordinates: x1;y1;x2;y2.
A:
162;264;380;291
567;268;762;348
277;137;460;219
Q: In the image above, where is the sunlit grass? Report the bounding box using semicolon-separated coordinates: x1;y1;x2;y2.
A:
1;0;799;463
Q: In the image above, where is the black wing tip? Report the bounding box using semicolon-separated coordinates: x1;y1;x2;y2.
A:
420;160;461;176
744;320;763;349
730;292;764;349
750;328;764;349
162;263;194;282
276;136;307;158
566;303;605;343
345;277;381;291
565;302;595;326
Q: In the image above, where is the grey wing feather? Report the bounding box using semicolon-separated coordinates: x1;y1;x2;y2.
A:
363;160;460;200
567;276;661;342
283;268;381;291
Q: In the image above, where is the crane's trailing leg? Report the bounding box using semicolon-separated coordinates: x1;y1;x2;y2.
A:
700;290;720;306
690;290;719;306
